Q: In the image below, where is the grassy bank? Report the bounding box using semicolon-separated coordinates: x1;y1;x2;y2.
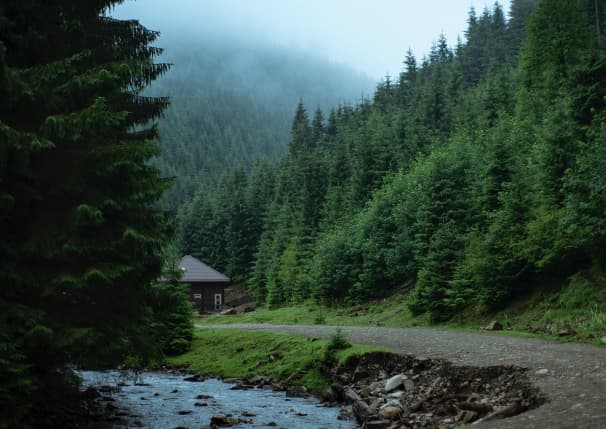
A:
199;271;606;345
167;328;382;390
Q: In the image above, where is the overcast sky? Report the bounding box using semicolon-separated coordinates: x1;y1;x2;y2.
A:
112;0;512;80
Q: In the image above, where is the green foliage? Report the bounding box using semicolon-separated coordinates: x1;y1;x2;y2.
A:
323;329;352;362
168;329;379;390
0;2;182;425
182;1;606;332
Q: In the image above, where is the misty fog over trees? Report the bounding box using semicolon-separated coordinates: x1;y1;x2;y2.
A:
149;37;374;208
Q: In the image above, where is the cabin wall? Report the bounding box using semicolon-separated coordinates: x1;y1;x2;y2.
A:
188;282;226;312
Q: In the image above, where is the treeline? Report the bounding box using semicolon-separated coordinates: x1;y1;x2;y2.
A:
179;0;606;321
0;2;191;427
148;40;374;209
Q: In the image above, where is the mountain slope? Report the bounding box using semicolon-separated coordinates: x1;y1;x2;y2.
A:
149;38;375;209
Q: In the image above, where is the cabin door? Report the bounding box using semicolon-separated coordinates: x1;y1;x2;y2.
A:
214;293;222;310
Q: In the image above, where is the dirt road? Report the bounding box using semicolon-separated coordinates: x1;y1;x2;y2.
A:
198;323;606;428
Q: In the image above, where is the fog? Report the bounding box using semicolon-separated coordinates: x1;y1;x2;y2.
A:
112;0;512;80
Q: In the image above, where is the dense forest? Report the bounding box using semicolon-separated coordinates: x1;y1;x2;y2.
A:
0;2;191;427
148;38;374;209
180;0;606;321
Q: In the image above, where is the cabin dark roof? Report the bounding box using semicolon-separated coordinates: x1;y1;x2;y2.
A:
178;255;230;283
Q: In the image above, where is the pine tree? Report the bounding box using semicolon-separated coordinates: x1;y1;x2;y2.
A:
0;2;170;424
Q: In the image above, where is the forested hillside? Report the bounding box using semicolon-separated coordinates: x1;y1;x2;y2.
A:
149;38;374;208
180;0;606;321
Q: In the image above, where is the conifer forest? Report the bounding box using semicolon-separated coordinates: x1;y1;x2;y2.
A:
179;0;606;319
2;0;606;427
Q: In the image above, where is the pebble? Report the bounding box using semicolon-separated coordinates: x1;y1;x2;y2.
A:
535;368;549;376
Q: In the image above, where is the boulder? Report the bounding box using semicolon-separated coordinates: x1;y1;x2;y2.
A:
601;335;606;345
384;374;404;392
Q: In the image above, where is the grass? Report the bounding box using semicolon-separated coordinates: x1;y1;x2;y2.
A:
478;270;606;341
198;269;606;345
198;293;420;328
167;328;382;390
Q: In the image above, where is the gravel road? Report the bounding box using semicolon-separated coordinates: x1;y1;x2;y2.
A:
198;323;606;429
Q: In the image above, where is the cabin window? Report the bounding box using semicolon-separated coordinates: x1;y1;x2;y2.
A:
193;293;202;300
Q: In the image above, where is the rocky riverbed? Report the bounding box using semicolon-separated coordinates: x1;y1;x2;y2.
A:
322;351;544;428
78;370;357;428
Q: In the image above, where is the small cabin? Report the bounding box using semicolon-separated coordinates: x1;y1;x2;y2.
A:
177;255;230;312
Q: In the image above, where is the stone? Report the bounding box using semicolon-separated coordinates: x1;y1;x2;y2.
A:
183;374;205;382
196;394;213;400
558;329;575;337
365;420;391;429
381;399;402;409
343;386;362;403
601;335;606;345
403;379;415;391
370;398;384;411
535;368;549;376
210;414;238;426
338;406;353;420
220;307;236;315
379;406;401;420
285;385;308;398
177;410;192;415
248;375;266;385
352;399;373;423
384;374;404;392
485;320;503;331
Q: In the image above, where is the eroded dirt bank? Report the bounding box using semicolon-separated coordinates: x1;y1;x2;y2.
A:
200;324;606;429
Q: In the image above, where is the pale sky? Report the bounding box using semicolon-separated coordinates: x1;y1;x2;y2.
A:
112;0;512;79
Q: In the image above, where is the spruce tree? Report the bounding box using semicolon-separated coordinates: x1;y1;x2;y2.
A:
0;1;170;424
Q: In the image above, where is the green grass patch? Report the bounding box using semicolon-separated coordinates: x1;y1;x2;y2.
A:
167;328;382;390
196;268;606;345
197;294;416;328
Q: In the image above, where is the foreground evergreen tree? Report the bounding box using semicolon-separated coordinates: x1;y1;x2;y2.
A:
0;1;172;425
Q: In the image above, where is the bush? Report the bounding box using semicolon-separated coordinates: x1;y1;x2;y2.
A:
323;329;351;362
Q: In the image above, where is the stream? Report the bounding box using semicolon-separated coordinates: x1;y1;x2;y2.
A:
79;370;358;428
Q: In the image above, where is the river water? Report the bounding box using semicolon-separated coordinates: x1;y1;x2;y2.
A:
79;370;358;428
